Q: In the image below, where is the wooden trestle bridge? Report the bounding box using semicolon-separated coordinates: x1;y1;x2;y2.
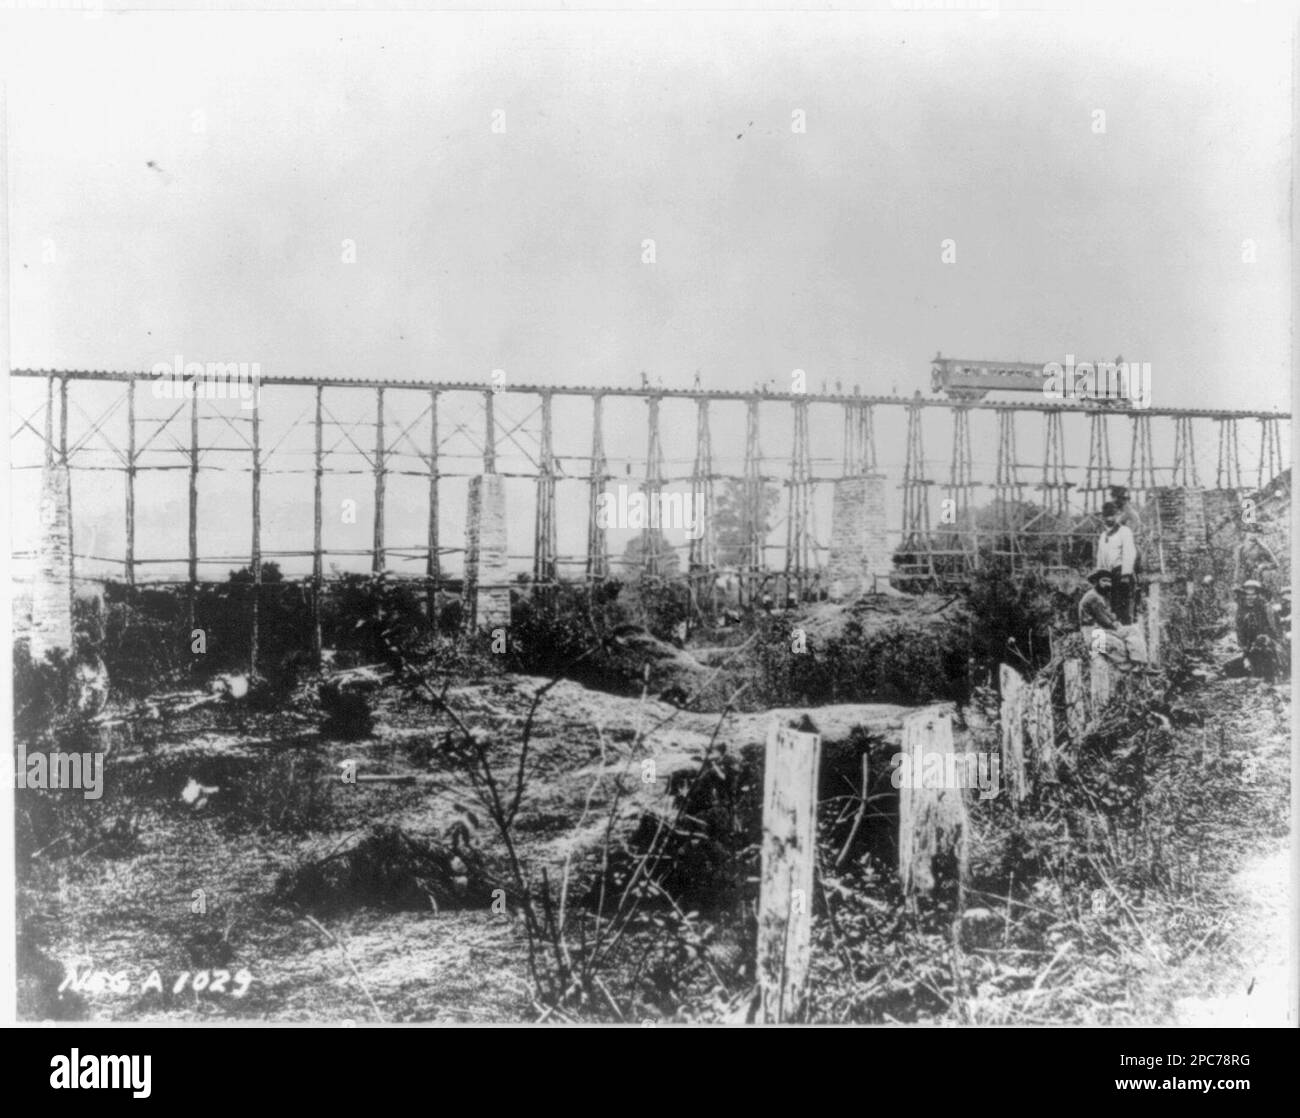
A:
9;368;1291;617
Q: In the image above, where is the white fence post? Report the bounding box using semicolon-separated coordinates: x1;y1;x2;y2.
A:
757;717;821;1023
999;664;1028;802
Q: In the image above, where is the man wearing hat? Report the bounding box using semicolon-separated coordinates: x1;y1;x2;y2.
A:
1079;568;1148;668
1109;485;1145;601
1108;485;1143;534
1097;501;1138;624
1224;580;1280;680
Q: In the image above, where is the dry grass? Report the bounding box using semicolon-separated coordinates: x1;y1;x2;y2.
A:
15;609;1290;1023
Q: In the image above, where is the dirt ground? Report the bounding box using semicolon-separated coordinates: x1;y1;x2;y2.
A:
1065;675;1293;1029
16;648;1292;1024
16;669;929;1022
1170;846;1292;1027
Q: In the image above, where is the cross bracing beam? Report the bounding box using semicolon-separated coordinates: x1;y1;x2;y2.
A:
10;369;1290;633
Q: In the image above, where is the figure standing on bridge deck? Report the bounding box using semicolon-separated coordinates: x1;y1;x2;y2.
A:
1097;502;1138;624
1079;569;1148;669
1224;580;1281;682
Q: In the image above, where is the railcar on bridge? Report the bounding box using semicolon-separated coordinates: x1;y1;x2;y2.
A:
931;355;1132;408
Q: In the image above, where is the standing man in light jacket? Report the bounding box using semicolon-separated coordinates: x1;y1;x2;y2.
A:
1108;485;1146;617
1097;501;1137;624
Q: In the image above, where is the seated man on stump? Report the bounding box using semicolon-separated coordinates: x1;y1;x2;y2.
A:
1079;568;1149;670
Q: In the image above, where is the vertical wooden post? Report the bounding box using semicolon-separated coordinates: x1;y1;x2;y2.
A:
757;716;821;1023
999;664;1027;802
250;385;261;676
312;385;324;662
586;394;608;581
372;387;386;572
742;398;762;607
1064;658;1086;745
1031;680;1057;783
1090;655;1114;712
898;710;968;897
43;375;54;466
125;374;136;588
1146;580;1162;666
534;390;555;588
642;396;664;576
688;397;716;613
426;389;440;622
59;375;68;462
483;389;496;474
60;376;73;621
188;390;199;633
1022;675;1039;762
784;400;813;601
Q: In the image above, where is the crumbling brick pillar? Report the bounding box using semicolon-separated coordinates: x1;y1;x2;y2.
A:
29;462;75;660
1149;487;1210;581
1144;488;1213;663
1201;489;1241;558
827;475;893;599
464;474;511;630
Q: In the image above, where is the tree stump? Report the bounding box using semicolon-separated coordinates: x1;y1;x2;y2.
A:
757;717;821;1023
1064;658;1087;744
898;710;969;898
999;664;1028;802
1030;679;1057;782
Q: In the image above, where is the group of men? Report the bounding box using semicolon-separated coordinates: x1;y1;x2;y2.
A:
1079;487;1150;671
1077;485;1290;683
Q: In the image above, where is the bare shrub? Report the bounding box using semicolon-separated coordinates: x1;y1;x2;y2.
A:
276;823;493;915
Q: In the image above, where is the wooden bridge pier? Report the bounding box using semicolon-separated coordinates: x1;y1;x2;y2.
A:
7;369;1289;671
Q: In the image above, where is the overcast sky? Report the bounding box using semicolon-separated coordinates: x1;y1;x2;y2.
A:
2;3;1294;578
4;3;1294;410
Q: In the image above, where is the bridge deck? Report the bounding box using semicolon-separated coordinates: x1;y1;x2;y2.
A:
9;369;1288;419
